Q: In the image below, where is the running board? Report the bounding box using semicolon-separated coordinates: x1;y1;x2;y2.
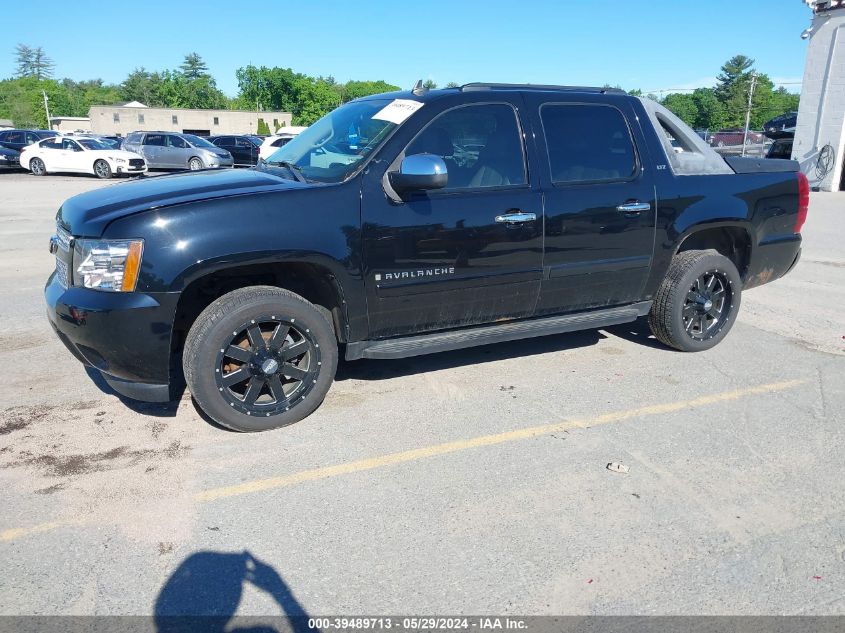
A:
345;302;651;361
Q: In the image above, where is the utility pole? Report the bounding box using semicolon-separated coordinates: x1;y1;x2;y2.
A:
742;72;758;157
42;90;52;130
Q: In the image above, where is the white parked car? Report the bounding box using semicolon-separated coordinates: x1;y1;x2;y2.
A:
258;126;308;161
20;136;147;179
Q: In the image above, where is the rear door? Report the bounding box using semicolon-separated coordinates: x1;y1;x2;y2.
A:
524;95;657;315
361;99;544;338
4;131;25;152
142;133;165;167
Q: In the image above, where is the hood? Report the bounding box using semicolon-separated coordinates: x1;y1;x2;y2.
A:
99;149;143;161
58;167;312;236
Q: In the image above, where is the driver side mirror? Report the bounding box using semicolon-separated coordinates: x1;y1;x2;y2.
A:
388;153;448;194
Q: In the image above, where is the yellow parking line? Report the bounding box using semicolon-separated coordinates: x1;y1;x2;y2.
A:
1;378;806;542
0;519;79;543
195;378;806;502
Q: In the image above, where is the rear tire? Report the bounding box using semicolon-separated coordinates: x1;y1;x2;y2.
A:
183;286;338;432
648;250;742;352
30;157;47;176
94;159;112;179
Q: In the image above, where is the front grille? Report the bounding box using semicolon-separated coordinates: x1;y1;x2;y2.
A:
129;158;144;168
55;256;69;288
55;225;72;252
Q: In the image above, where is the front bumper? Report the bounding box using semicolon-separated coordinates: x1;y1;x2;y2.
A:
208;158;234;168
45;272;179;402
115;163;147;175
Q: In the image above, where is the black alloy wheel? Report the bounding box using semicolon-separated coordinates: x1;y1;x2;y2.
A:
183;286;338;432
215;316;320;417
649;249;742;352
682;270;732;341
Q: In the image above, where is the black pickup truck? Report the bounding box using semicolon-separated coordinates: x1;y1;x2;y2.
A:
46;83;807;432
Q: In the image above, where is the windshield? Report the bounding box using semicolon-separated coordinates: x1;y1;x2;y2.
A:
77;138;111;150
183;134;216;149
266;99;404;183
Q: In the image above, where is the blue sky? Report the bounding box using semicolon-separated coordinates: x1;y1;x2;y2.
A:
2;0;810;96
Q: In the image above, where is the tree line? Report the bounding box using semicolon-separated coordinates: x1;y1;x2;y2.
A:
1;47;797;132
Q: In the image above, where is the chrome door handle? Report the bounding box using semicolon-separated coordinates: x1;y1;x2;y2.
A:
616;202;651;216
495;211;536;224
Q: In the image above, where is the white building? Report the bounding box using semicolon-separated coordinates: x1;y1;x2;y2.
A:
793;0;845;191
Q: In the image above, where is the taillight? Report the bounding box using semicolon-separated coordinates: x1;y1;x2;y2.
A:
795;171;809;233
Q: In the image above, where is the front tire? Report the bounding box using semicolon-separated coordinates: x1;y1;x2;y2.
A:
188;157;203;171
30;157;47;176
648;250;742;352
94;159;112;179
183;286;338;432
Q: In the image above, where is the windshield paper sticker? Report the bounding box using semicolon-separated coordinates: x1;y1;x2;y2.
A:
372;99;424;124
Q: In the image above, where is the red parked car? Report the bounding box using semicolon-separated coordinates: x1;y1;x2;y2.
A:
709;129;764;147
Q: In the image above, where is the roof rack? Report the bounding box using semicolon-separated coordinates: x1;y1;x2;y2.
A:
460;83;627;95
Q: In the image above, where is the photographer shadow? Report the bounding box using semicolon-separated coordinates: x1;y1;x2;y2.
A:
155;550;315;633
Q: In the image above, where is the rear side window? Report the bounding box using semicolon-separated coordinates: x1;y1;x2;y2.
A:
6;131;24;144
144;134;165;146
541;104;637;184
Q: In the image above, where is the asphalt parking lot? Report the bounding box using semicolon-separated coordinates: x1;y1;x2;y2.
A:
1;170;843;617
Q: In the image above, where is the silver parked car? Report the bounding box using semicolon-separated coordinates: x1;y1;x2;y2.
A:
122;132;233;170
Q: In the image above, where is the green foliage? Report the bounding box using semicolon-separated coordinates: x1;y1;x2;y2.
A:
662;93;698;126
179;53;210;80
256;118;271;135
15;44;54;80
237;65;397;126
445;82;459;88
657;54;800;131
342;80;400;101
422;79;437;89
119;64;227;110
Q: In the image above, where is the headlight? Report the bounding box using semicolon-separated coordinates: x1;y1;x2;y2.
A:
113;157;126;164
73;239;144;292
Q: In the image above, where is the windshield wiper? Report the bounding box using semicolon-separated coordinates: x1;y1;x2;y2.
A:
271;160;307;184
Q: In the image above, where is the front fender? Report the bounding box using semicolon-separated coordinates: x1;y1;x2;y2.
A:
101;185;366;337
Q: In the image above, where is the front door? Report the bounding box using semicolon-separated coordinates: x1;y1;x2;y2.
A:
165;135;189;168
524;97;657;316
361;101;543;339
234;137;254;165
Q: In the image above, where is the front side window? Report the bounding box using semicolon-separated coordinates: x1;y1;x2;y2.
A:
405;104;526;189
266;98;402;184
62;139;82;151
182;134;215;148
541;104;637;184
168;135;188;149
